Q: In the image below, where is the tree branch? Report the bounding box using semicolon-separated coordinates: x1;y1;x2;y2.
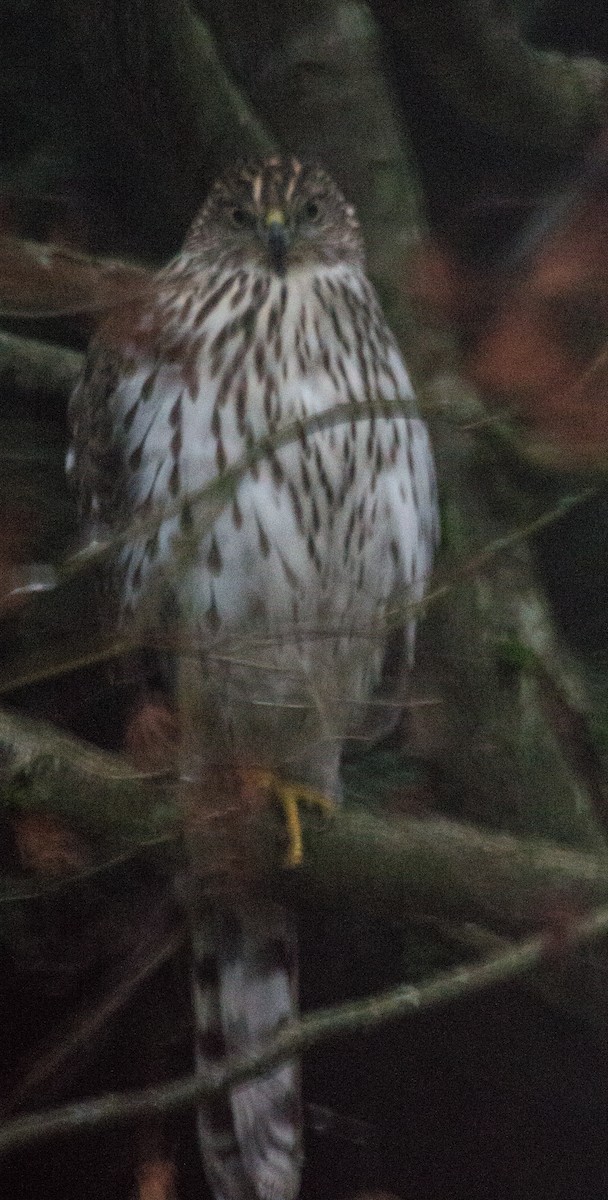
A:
59;395;593;595
0;331;82;403
0;924;183;1119
0;239;151;321
4;706;608;929
3;897;608;1155
373;0;608;152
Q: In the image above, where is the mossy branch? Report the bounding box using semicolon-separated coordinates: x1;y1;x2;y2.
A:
4;706;608;929
0;332;82;401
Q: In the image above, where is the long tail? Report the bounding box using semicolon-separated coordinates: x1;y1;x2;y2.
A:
191;899;303;1200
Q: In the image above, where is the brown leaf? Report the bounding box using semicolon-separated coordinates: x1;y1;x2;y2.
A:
468;193;608;465
123;694;180;773
408;236;494;337
135;1157;177;1200
13;813;92;877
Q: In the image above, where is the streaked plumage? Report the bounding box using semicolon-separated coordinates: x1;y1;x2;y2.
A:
68;157;438;1200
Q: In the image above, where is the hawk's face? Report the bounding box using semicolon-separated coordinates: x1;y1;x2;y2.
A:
184;157;364;274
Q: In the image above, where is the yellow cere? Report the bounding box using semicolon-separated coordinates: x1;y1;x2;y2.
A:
265;208;285;226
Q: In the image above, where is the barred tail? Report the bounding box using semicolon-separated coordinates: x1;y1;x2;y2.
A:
191;900;302;1200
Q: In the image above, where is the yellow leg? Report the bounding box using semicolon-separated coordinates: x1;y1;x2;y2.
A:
241;769;335;868
277;782;336;868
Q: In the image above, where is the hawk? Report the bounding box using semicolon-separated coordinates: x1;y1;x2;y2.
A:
68;157;438;1200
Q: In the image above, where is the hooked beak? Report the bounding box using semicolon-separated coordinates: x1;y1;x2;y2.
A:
264;209;290;275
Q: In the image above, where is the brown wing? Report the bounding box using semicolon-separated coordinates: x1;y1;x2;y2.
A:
68;340;127;537
67;271;158;537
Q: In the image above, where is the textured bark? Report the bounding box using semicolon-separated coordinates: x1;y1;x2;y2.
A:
424;396;608;850
3;705;608;932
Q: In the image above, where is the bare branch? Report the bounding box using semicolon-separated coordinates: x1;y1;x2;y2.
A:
386;485;597;627
0;239;150;320
0;705;146;783
0;924;183;1118
0;634;136;701
3;898;608;1155
4;705;608;928
60;397;594;599
60;398;421;580
0;331;82;404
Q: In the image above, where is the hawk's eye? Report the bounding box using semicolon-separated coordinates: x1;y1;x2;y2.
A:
303;199;321;222
231;207;249;228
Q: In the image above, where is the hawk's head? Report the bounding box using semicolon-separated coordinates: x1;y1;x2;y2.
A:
184;157;364;274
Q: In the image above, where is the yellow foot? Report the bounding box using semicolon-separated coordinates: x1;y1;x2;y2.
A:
242;769;335;869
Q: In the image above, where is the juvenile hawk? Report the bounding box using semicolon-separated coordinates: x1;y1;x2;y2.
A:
68;157;438;1200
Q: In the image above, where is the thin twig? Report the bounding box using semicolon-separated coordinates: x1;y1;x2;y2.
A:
386;486;596;626
60;398;419;579
0;382;592;697
2;899;608;1155
0;924;184;1118
59;392;594;592
0;635;137;699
